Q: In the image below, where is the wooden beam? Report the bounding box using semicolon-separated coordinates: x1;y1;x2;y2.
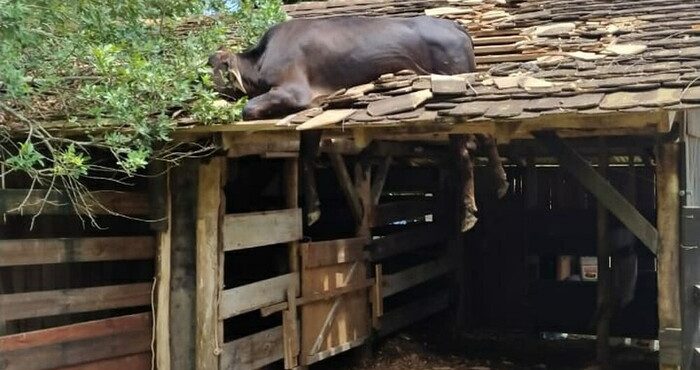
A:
301;237;367;269
329;153;363;225
220;326;284;370
259;278;373;317
657;140;682;370
170;158;199;370
0;189;149;216
378;290;449;338
371;156;392;205
155;169;172;370
369;223;447;261
305;336;369;365
219;273;299;319
0;237;155;266
370;199;435;227
222;209;303;251
0;283;151;321
534;131;659;254
0;313;151;352
596;146;612;367
196;157;225;370
383;257;452;298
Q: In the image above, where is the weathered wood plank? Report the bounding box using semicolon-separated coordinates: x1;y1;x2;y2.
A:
1;322;151;370
382;257;452;298
0;189;149;216
155;170;172;370
223;209;302;251
378;290;449;337
657;141;682;369
305;335;369;365
169;158;198;370
301;237;367;269
534;131;659;253
196;157;224;370
219;273;299;319
369;223;447;261
55;353;151;370
0;237;155;267
220;326;284;370
371;199;436;227
0;313;151;352
0;283;152;321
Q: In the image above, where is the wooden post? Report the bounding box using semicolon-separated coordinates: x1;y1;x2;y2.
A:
150;161;172;370
284;157;302;369
196;157;225;370
596;146;612;368
657;140;681;370
169;158;199;370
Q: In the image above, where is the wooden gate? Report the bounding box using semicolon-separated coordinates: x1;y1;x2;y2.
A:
299;237;372;365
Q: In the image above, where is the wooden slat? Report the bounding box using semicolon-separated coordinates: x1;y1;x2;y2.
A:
370;199;436;227
382;257;452;298
55;353;151;370
301;237;367;269
0;283;151;321
329;153;363;225
220;326;284;370
0;314;151;370
305;335;369;365
369;223;447;261
223;209;302;251
0;189;149;216
378;290;449;337
472;35;527;45
0;313;151;352
534;131;659;253
219;273;299;319
0;236;155;267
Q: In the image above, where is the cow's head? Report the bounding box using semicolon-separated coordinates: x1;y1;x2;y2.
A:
207;49;247;100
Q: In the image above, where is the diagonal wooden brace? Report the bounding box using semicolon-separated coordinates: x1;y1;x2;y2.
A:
534;131;659;254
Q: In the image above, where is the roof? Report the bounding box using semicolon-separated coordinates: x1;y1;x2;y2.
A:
237;0;700;134
11;0;700;137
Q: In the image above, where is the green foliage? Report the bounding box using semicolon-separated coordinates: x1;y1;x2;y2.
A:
0;0;286;217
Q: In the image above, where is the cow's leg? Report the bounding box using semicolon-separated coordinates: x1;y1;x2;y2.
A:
301;131;322;226
476;134;509;199
242;84;313;120
450;135;478;232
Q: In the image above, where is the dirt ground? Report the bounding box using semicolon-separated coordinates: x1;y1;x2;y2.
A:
313;317;657;370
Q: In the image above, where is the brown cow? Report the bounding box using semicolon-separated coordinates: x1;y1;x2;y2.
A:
209;16;507;230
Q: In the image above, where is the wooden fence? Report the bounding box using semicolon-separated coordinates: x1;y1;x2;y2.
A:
0;188;155;370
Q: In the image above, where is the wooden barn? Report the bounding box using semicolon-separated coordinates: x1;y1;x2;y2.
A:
2;0;700;369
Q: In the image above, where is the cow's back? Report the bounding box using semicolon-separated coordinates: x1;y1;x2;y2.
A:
254;16;476;92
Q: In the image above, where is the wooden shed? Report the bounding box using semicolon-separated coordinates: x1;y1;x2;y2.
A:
2;0;700;369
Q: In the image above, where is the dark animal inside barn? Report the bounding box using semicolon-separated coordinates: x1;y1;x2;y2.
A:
209;16;476;120
209;16;508;230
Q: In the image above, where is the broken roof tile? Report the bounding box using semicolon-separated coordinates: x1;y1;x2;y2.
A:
366;89;433;116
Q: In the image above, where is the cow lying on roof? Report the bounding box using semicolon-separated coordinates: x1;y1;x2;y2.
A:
209;16;507;230
209;16;476;120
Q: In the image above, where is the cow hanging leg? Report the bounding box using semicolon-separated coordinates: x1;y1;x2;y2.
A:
301;131;322;226
450;134;478;232
476;134;509;199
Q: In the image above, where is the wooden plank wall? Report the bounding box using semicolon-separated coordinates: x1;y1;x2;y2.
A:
0;182;156;370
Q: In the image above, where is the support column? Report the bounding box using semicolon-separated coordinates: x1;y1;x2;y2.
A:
170;158;199;370
596;146;612;368
657;140;681;370
196;157;225;370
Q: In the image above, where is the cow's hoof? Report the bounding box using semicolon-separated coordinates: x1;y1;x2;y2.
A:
461;212;478;232
496;179;509;199
307;209;321;226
